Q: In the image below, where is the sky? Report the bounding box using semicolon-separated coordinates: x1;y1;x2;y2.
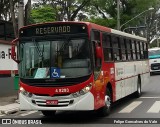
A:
24;0;28;6
23;0;35;6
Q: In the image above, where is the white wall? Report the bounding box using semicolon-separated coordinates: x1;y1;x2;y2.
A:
0;44;18;71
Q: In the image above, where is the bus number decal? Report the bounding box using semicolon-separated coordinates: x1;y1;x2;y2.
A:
55;88;69;93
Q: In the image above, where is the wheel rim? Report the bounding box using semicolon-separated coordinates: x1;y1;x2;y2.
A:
105;95;111;108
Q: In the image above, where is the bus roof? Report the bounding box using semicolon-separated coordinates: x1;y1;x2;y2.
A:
111;29;147;42
148;47;160;51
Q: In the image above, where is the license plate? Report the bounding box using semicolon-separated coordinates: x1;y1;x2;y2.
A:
46;100;58;105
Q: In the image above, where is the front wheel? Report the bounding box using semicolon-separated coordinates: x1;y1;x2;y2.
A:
41;110;56;117
96;88;112;117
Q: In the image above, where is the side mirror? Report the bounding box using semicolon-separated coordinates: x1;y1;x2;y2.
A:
95;45;102;59
11;38;20;63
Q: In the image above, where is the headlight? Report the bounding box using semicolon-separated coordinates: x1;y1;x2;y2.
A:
19;86;33;98
72;83;92;98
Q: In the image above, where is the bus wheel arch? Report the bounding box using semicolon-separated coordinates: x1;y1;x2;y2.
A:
106;83;113;102
96;82;112;116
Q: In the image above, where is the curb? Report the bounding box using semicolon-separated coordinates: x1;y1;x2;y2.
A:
1;108;19;115
0;103;20;115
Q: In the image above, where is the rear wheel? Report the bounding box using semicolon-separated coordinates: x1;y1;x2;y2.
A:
96;88;112;116
41;111;56;117
134;77;141;98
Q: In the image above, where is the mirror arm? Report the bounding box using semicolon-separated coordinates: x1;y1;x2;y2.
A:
11;38;19;63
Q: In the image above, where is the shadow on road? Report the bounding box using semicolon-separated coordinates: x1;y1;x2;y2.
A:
40;111;104;124
38;93;139;124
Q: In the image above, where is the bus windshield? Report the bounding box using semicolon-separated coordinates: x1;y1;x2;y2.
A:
19;37;91;79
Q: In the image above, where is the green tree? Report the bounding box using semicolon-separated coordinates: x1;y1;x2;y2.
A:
86;0;160;42
31;5;56;23
32;0;91;21
87;18;116;28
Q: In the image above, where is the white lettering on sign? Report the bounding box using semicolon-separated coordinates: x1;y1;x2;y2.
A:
36;26;71;35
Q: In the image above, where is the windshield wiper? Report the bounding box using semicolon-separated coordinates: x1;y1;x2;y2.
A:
32;38;44;57
59;36;70;52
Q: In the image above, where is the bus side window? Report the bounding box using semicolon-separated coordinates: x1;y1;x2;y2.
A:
143;43;148;59
140;42;144;59
136;41;140;60
129;39;133;60
120;38;127;61
93;31;101;66
132;40;138;60
94;40;102;67
126;39;132;60
112;36;120;61
91;30;102;79
102;33;113;61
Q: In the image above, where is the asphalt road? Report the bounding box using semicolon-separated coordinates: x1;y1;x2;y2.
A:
2;74;160;127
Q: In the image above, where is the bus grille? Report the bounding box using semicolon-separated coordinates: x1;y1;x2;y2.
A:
31;94;74;107
32;99;74;107
151;63;160;70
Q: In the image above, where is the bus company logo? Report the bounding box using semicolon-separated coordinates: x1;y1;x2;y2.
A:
116;68;124;76
55;88;69;93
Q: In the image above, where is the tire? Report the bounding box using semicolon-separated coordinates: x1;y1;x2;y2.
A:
41;111;56;117
134;77;141;98
96;88;112;117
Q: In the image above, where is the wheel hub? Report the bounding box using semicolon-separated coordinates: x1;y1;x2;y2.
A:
105;95;111;108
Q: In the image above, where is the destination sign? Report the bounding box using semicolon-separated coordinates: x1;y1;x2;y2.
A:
19;23;87;37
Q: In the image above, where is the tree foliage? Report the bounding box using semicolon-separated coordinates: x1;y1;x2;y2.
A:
31;5;56;23
2;0;160;42
0;0;18;21
32;0;90;21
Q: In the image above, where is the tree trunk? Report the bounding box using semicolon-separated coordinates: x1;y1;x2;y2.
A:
9;0;18;38
25;0;31;25
70;0;90;21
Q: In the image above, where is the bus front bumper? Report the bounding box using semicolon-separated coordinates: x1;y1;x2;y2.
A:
19;92;94;111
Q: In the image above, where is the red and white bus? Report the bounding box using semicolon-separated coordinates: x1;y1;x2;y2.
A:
11;21;149;116
0;40;18;77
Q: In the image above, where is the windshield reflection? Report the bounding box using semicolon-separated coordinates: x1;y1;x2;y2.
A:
19;38;91;79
